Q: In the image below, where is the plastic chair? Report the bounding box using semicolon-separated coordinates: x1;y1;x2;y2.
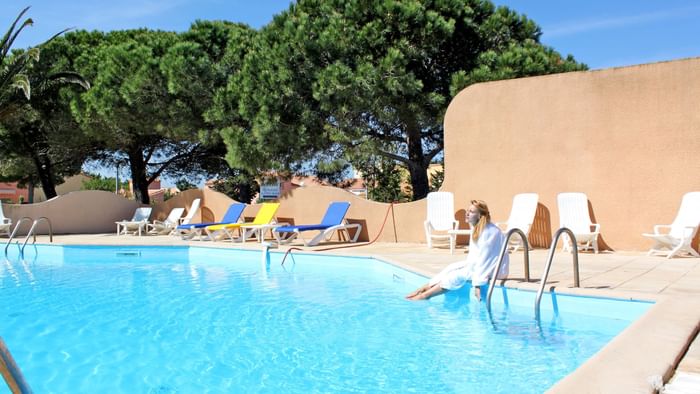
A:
274;201;361;246
0;202;11;237
147;207;185;235
424;192;458;249
115;207;153;236
557;192;600;253
643;192;700;258
496;193;539;251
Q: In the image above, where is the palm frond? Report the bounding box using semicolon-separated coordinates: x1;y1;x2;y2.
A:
48;72;91;90
26;47;40;62
1;6;32;59
31;71;91;97
40;27;73;47
12;73;30;99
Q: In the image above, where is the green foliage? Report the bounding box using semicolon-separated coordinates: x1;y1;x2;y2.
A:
1;7;36;119
221;0;586;201
315;158;351;186
163;189;175;201
0;1;588;207
358;156;411;203
81;173;127;192
0;32;92;199
68;29;202;203
0;6;71;121
429;167;445;192
66;23;257;204
174;179;196;192
0;155;36;187
210;171;260;204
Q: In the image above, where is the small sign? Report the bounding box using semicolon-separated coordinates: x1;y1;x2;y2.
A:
260;180;281;200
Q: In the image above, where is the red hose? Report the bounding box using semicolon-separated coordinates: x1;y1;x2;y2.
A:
281;202;395;266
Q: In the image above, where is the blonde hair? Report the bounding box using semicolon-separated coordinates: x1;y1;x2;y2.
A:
470;199;491;242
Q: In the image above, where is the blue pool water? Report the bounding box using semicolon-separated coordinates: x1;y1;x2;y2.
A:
1;245;651;393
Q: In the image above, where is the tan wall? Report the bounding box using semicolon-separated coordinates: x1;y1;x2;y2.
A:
33;174;91;203
150;189;204;222
2;190;143;235
443;58;700;251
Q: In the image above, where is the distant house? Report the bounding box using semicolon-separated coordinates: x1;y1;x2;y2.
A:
127;178;173;203
265;175;367;200
204;174;367;202
0;182;28;204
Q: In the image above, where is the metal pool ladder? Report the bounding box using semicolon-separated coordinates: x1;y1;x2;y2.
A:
4;217;32;258
486;228;530;314
3;217;53;259
0;336;32;393
534;227;580;321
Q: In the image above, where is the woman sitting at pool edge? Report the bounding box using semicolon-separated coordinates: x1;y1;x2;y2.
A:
406;200;509;301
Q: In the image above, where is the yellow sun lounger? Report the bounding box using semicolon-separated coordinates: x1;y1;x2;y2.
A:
205;203;280;242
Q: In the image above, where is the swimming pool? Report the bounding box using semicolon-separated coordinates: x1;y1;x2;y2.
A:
1;245;651;393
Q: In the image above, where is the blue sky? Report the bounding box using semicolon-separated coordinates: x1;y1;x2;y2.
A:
4;0;700;70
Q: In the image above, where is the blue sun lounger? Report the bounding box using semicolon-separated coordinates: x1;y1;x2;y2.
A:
174;202;246;240
273;201;361;246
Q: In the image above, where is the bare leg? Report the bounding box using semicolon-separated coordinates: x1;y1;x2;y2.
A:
405;282;432;299
407;283;448;301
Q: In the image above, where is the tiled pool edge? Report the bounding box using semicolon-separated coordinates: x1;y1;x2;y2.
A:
549;296;700;393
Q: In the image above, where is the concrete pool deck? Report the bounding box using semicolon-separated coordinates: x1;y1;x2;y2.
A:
13;233;700;393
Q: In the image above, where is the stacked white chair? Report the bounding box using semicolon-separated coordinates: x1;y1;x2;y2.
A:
179;198;201;226
0;202;11;237
147;207;185;235
424;192;458;249
643;192;700;258
557;192;600;253
496;193;539;251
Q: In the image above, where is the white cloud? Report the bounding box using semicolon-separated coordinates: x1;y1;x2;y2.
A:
544;6;700;38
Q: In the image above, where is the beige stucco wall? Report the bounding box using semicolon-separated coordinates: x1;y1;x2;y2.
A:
32;174;91;203
2;190;143;235
443;58;700;251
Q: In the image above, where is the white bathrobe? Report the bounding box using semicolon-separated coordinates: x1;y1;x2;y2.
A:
429;222;509;290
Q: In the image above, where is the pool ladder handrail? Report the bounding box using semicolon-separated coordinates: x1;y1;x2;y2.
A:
486;228;529;314
535;227;580;321
20;217;53;257
4;217;34;258
0;336;32;393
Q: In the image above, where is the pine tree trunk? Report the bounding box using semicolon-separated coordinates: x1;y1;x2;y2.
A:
127;147;151;204
31;153;57;200
405;114;429;201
